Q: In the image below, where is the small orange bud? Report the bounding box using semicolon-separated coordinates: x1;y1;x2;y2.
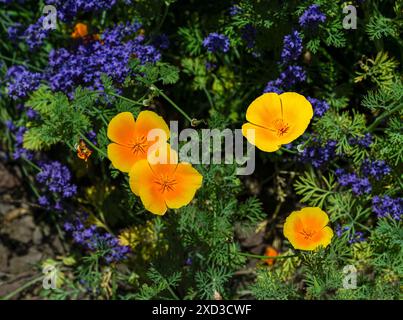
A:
72;23;88;39
263;246;279;266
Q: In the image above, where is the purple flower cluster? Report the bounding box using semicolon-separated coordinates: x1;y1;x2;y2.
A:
86;130;97;145
18;1;133;48
263;81;283;94
280;30;303;65
5;120;14;131
299;4;326;29
205;61;217;72
64;216;130;263
152;34;170;50
47;22;160;95
46;0;120;22
0;0;26;4
335;168;372;195
307;97;330;118
349;133;373;148
264;65;306;93
279;65;307;87
361;159;391;180
23;17;50;49
372;196;402;220
229;4;242;16
335;225;365;244
6;22;160;98
26;107;38;120
5;123;33;160
36;161;77;208
203;33;230;53
7;23;23;42
300;140;337;168
241;24;256;49
13;126;33;160
348;231;365;244
101;21;142;44
6;66;42;100
264;31;305;93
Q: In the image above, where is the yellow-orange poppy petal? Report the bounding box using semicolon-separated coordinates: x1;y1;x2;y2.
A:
311;226;333;248
278;92;313;144
129;159;153;196
107;143;142;173
129;159;167;215
135;110;170;142
139;184;168;215
164;163;203;209
242;123;281;152
283;213;304;242
298;206;329;230
107;112;136;145
245;93;282;128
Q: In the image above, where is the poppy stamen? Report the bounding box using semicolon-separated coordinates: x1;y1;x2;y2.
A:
154;175;177;193
299;229;315;240
131;136;148;155
273;119;290;137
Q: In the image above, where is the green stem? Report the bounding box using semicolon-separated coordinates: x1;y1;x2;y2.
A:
368;103;402;132
106;92;143;106
97;110;109;126
280;147;297;155
98;210;114;235
22;157;41;171
89;104;109;126
155;3;170;34
368;104;403;132
298;136;312;150
0;54;43;72
238;252;296;260
152;85;193;123
1;275;44;300
166;286;180;300
203;86;214;110
21;165;41;198
66;141;76;152
135;209;146;215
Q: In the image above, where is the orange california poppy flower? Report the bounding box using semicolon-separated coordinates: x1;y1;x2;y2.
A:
129;144;203;215
242;92;313;152
71;23;88;39
107;111;170;173
263;246;279;266
283;207;333;251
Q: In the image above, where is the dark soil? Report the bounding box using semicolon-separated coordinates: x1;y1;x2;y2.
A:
0;159;65;299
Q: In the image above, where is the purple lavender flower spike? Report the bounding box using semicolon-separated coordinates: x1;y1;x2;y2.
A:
299;4;326;29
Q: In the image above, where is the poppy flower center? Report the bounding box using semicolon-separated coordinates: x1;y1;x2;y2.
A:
273;119;290;137
154;175;177;193
299;229;316;240
130;136;148;155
